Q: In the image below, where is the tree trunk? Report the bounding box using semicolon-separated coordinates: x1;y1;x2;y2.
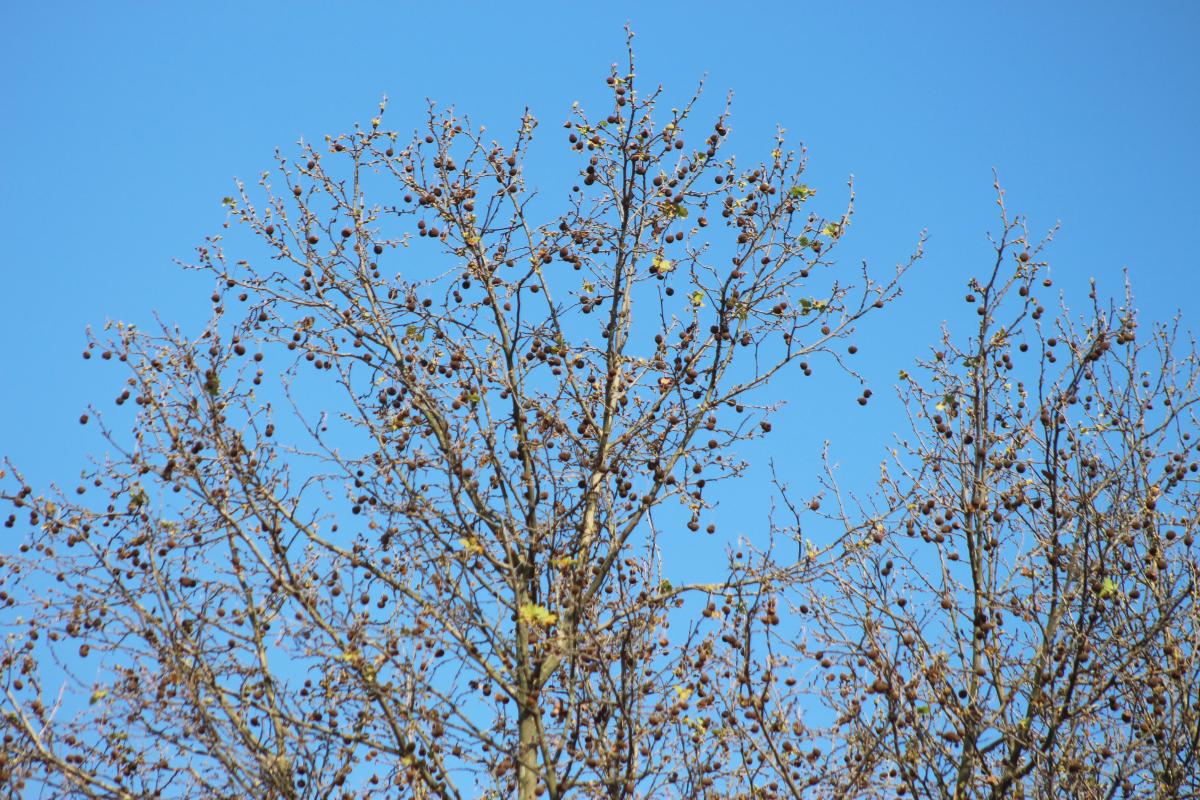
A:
517;701;540;800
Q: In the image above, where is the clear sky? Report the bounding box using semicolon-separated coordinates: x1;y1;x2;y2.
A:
3;2;1199;531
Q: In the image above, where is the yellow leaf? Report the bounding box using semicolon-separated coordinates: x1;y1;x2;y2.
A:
519;603;557;627
652;254;674;274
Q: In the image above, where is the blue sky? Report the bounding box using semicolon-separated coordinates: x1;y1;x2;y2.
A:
3;1;1198;519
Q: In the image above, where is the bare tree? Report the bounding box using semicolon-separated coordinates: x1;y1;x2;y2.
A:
0;41;907;799
810;187;1200;799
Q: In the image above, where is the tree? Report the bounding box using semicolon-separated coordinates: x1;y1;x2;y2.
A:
809;190;1200;798
0;43;907;799
4;45;1198;800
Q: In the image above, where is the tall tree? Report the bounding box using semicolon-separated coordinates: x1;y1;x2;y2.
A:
1;43;906;799
811;191;1200;799
7;46;1197;800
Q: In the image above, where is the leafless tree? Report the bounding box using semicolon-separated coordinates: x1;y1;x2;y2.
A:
809;187;1200;799
0;41;908;799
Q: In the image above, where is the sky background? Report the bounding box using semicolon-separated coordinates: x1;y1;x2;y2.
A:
3;2;1199;550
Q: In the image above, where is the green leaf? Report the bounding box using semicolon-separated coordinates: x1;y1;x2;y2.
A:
798;297;827;316
688;290;705;308
128;488;148;510
674;204;689;218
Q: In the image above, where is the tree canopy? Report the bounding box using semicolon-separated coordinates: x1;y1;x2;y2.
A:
3;45;1198;800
